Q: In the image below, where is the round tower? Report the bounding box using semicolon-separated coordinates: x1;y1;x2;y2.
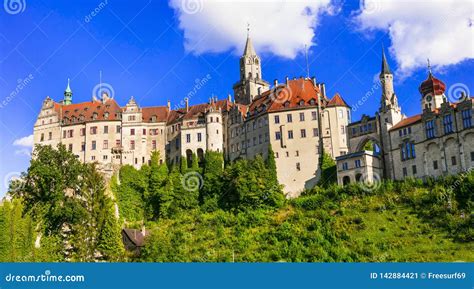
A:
206;102;223;152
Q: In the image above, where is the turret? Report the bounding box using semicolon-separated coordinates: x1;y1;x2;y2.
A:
63;78;72;105
419;59;446;111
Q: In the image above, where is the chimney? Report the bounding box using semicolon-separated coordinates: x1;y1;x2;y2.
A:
285;76;289;85
273;79;278;87
167;100;171;110
311;77;317;87
321;83;326;98
228;94;232;102
185;97;189;112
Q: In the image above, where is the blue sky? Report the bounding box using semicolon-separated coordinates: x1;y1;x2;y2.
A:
0;0;473;196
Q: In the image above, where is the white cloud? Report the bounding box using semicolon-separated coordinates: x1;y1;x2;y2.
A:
355;0;474;74
15;148;31;157
13;134;34;148
169;0;336;58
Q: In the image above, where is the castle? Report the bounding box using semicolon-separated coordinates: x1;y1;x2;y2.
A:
33;35;473;197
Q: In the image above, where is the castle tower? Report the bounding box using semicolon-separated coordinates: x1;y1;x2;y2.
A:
63;78;72;105
233;28;269;104
377;48;403;179
419;60;446;111
206;100;223;152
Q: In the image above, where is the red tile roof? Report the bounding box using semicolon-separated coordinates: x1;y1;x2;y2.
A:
390;114;422;130
419;73;446;96
247;78;322;116
327;93;350;107
142;106;169;123
56;99;122;125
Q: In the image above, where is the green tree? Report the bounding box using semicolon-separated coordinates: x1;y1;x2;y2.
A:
200;151;224;210
320;150;337;187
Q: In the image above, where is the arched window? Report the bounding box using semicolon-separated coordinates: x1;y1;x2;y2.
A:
355;173;363;182
342;176;351;185
186;149;193;168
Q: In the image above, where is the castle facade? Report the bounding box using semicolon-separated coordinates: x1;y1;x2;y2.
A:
33;36;473;197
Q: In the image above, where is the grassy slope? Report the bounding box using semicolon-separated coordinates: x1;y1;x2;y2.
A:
140;189;474;262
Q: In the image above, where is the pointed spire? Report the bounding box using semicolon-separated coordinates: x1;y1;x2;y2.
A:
63;78;72;105
243;23;256;56
427;58;432;76
380;45;391;76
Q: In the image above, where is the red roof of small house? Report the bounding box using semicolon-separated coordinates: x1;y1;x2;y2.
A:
419;73;446;96
327;93;350;107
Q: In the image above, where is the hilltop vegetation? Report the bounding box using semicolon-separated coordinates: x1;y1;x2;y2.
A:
2;144;473;262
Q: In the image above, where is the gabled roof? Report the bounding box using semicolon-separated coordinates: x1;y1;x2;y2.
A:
247;78;322;117
142;106;169;123
56;99;122;124
327;93;350;108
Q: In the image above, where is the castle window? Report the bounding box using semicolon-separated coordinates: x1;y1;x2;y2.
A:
259;135;262;144
275;131;281;140
128;115;135;121
104;112;109;119
48;132;52;140
91;141;96;150
399;130;402;137
451;156;457;166
355;160;361;168
68;144;73;152
104;126;108;134
116;140;121;147
91;156;96;161
286;151;289;157
131;129;135;135
63;131;67;138
92;113;98;120
462;109;472;129
425;120;435;139
433;160;438;170
216;117;219;123
103;155;108;161
253;137;257;146
342;162;348;170
253;121;257;130
274;115;280;124
295;151;299;157
300;129;306;138
310;99;316;105
338;109;343;119
352;127;357;136
288;130;294;139
471;152;474;162
81;142;85;151
275;152;279;158
299;112;305;121
197;133;202;142
408;127;412;134
341;126;345;135
103;140;108;149
299;100;304;106
130;140;135;150
412;165;417;175
186;134;191;143
403;167;407;177
296;162;301;171
116;126;121;133
287;114;292;123
151;115;157;122
443;114;453;134
401;141;416;161
312;111;317;120
313;128;319;137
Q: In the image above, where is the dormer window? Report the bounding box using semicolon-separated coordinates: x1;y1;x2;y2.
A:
284;101;290;108
310;99;316;105
104;112;109;119
299;100;304;106
92;112;98;120
151;115;157;122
